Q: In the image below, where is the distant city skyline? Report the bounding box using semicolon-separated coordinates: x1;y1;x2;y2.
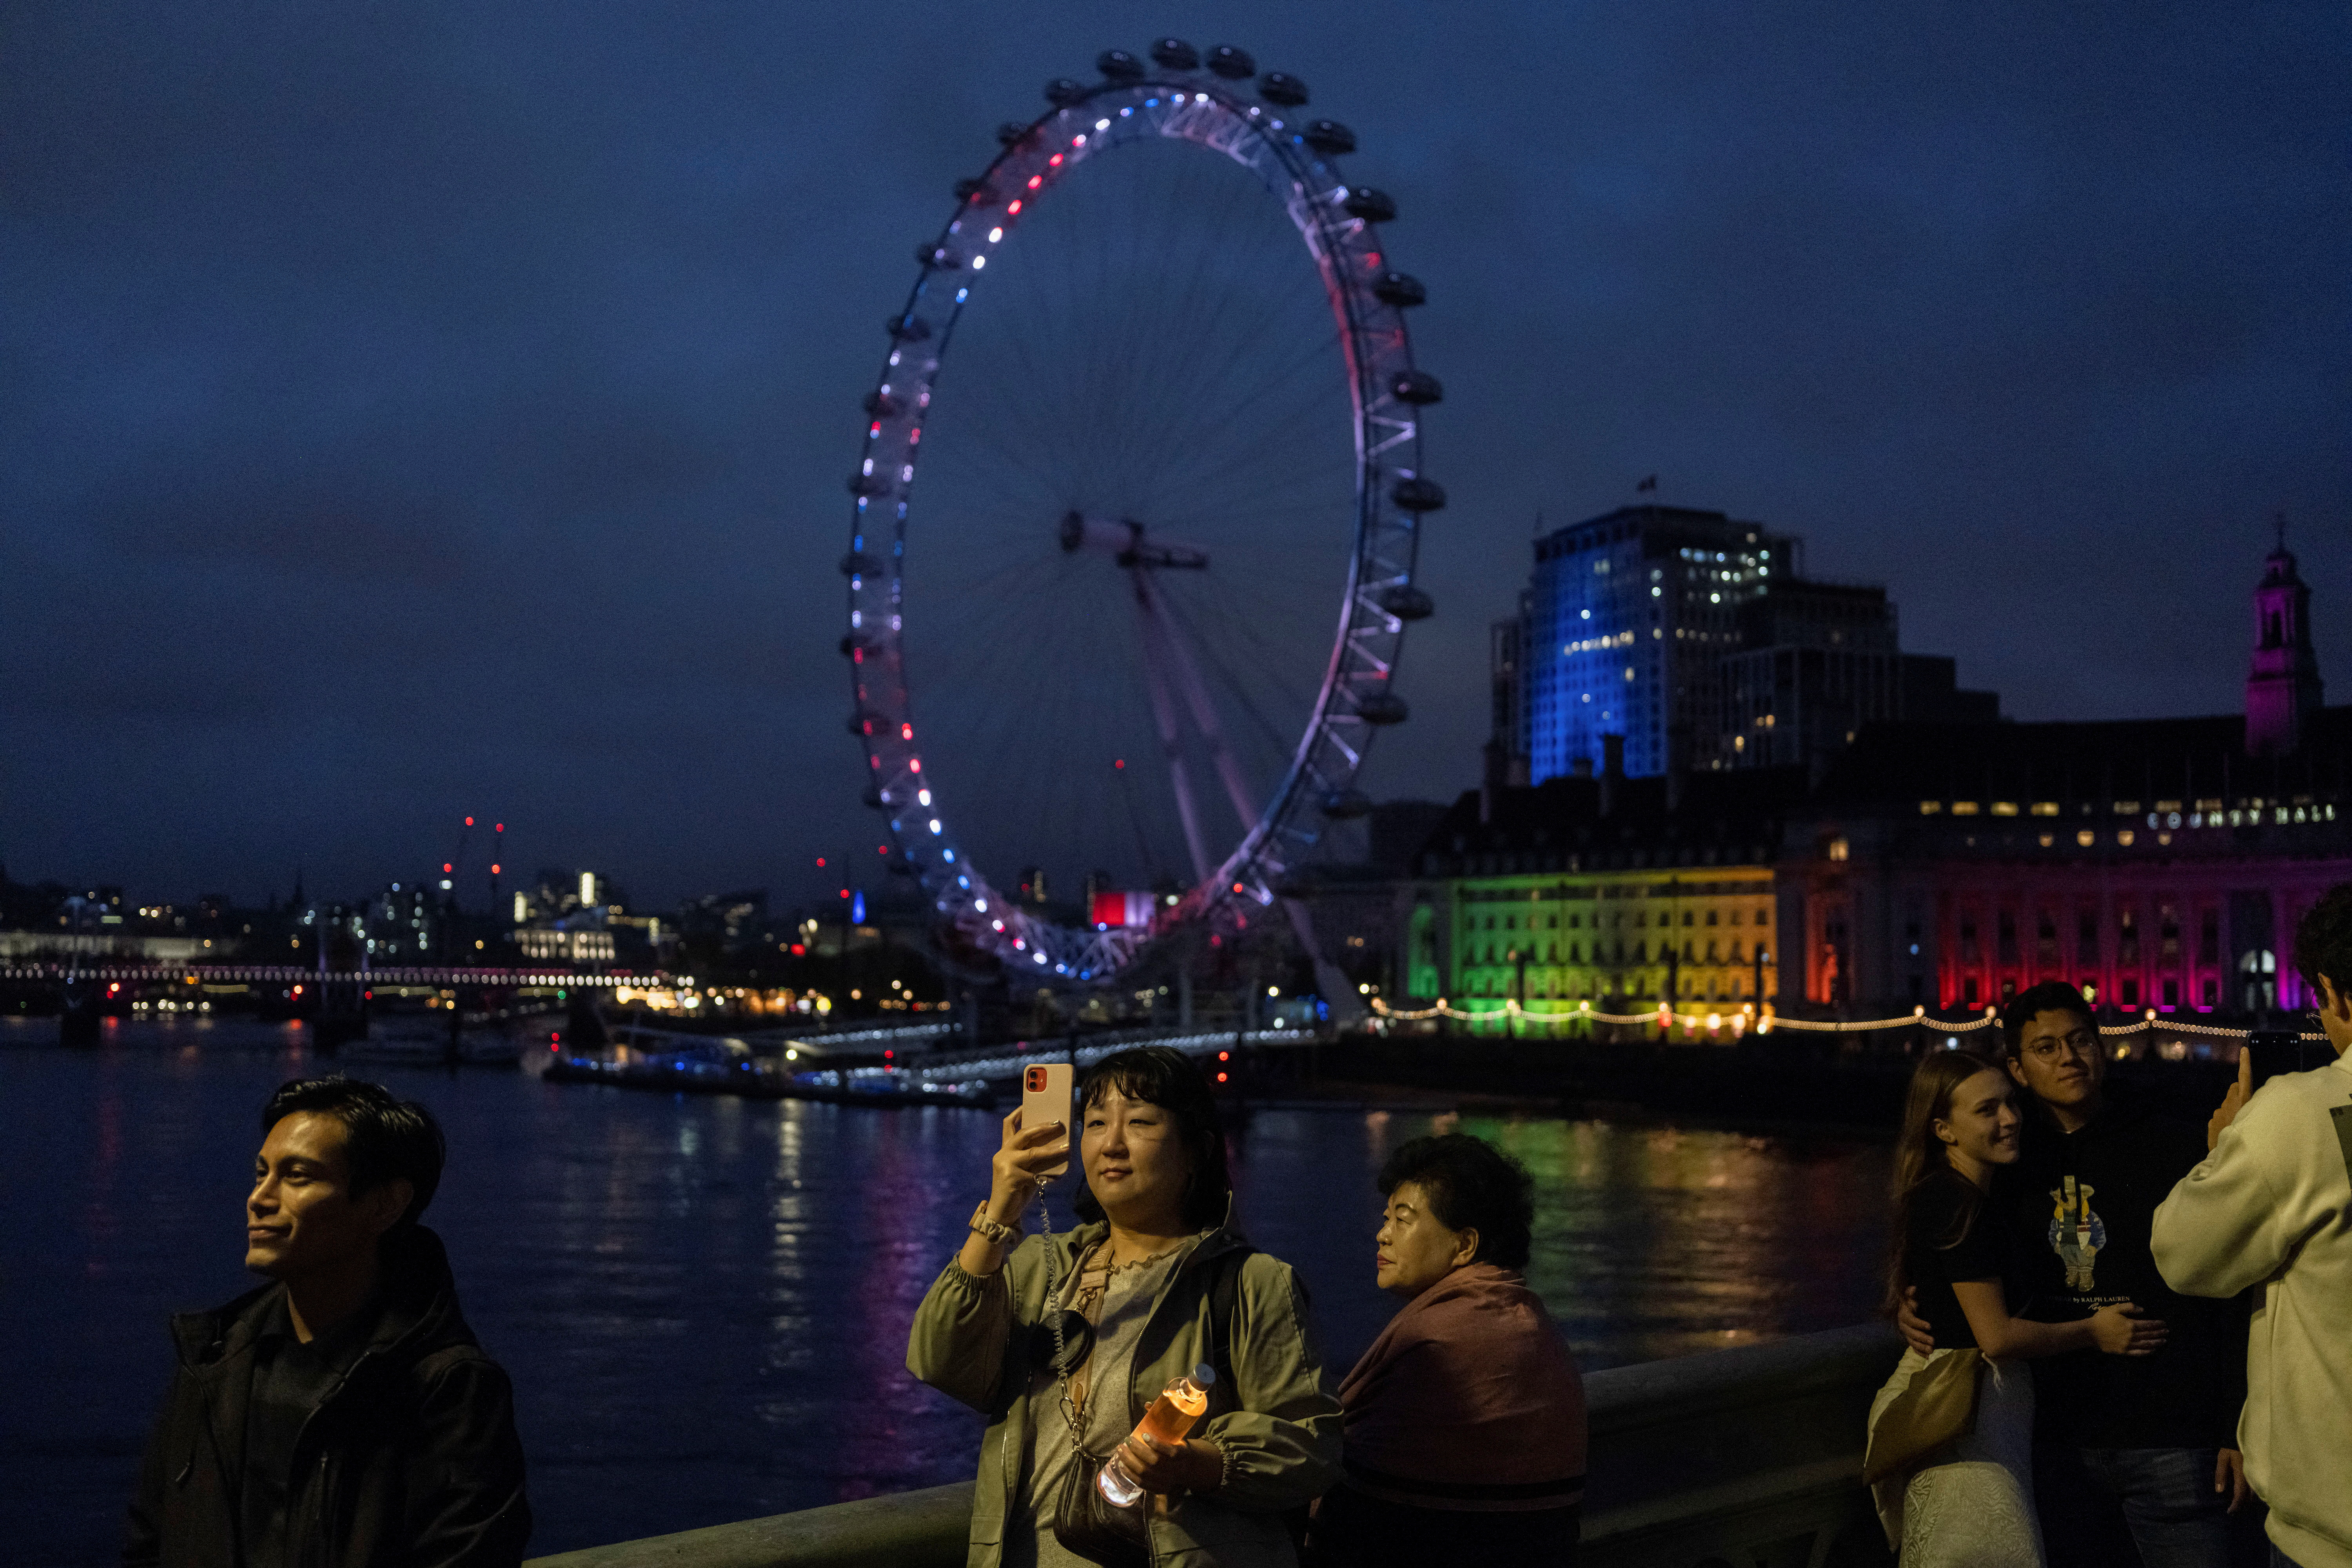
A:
5;2;2345;909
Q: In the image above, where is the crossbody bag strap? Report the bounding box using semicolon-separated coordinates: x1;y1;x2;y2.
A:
1205;1244;1255;1400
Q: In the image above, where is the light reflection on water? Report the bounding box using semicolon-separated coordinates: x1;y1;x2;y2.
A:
0;1019;1888;1564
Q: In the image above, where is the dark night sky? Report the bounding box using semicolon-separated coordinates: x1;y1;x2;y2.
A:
4;2;2347;911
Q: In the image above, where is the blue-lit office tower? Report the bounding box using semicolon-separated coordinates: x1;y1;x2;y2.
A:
1517;505;1795;782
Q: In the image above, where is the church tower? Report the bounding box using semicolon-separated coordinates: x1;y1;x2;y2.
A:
2244;528;2324;757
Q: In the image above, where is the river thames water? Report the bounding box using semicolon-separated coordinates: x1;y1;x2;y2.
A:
2;1018;1893;1565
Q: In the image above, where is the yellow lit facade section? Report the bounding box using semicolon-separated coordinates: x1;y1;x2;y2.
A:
1440;867;1778;1016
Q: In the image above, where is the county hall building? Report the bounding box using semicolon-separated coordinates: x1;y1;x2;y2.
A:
1406;535;2349;1023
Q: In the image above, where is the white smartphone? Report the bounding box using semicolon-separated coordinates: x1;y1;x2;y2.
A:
1020;1063;1075;1180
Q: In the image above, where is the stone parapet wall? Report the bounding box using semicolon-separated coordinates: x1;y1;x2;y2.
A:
528;1321;1901;1568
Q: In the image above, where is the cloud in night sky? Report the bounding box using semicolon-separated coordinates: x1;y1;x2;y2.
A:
3;1;2346;908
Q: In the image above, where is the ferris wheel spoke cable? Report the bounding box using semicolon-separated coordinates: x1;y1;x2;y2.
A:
1136;336;1350;503
1094;178;1296;494
1160;584;1318;748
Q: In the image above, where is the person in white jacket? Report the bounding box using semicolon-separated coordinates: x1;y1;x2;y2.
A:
2152;884;2352;1568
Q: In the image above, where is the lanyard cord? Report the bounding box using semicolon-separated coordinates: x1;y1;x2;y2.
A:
1032;1180;1099;1448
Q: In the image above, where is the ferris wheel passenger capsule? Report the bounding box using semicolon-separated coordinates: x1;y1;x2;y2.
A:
1342;187;1397;222
1303;120;1356;155
1377;585;1436;620
1207;45;1255;79
1149;38;1199;70
1258;72;1308;106
1097;49;1144;82
1390;477;1446;512
1372;271;1427;307
1045;77;1089;107
1357;693;1410;725
1392;370;1443;405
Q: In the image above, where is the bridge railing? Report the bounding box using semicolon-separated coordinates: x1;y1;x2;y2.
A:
523;1321;1900;1568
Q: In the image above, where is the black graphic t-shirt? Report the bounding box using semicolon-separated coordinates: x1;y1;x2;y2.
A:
2005;1100;2248;1448
1905;1169;2007;1351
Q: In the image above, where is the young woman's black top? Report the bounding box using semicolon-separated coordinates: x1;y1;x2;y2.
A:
1904;1169;2006;1350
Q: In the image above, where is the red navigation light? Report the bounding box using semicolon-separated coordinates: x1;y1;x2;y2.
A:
884;1049;894;1059
465;817;475;827
790;943;805;956
1114;758;1125;769
1217;1072;1229;1083
838;888;850;899
364;989;373;1000
1218;1051;1229;1061
816;857;827;867
495;824;504;832
877;845;889;855
552;1031;561;1043
443;863;453;873
490;863;501;875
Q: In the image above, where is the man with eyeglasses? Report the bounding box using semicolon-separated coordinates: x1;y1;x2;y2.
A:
2156;885;2352;1568
1902;979;2251;1566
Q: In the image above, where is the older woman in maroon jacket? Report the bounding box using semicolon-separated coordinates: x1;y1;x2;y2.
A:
1308;1133;1587;1567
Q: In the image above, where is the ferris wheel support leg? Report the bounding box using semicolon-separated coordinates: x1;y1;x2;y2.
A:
1136;586;1214;886
1138;571;1260;840
1281;897;1367;1028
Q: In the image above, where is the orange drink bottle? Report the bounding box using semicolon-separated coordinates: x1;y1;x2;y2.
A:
1097;1364;1217;1506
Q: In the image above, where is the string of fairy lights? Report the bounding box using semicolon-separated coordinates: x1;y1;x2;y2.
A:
1367;995;2326;1043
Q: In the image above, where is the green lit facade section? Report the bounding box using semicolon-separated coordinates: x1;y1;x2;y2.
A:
1423;867;1780;1023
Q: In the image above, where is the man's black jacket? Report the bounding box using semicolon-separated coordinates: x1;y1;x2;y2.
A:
123;1225;530;1568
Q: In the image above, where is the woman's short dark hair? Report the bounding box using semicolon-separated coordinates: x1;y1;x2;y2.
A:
1069;1047;1232;1231
1376;1133;1535;1270
261;1076;445;1230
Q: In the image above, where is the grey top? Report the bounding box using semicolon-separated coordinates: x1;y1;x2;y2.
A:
1007;1238;1197;1568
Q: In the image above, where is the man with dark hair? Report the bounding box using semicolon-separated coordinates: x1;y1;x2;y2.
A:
124;1076;530;1568
2157;886;2352;1568
1903;980;2250;1566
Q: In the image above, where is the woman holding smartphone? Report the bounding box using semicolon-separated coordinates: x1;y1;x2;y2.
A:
907;1046;1341;1567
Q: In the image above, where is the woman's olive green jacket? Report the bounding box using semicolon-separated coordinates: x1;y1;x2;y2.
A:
905;1212;1343;1567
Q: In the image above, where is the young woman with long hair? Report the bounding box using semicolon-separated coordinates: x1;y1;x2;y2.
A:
1866;1048;2166;1567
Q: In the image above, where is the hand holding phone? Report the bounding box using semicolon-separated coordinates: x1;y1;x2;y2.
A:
2211;1031;2307;1149
1020;1064;1076;1181
2245;1030;2308;1091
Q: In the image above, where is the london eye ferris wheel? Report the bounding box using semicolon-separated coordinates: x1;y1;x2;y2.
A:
839;39;1441;988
